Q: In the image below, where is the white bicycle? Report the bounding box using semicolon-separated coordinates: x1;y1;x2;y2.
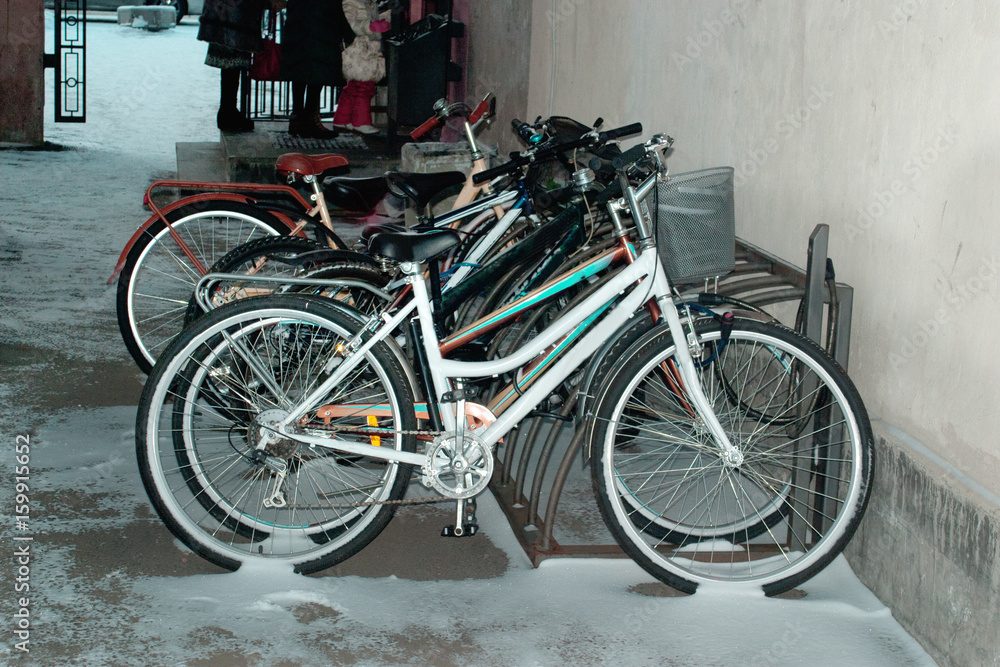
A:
136;133;873;595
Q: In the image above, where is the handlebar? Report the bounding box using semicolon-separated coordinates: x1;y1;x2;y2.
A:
410;93;496;140
591;180;623;207
469;96;492;124
601;122;643;141
410;115;441;140
610;144;648;171
511;118;545;145
472;121;643;185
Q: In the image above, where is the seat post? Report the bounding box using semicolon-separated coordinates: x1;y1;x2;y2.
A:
427;259;446;337
304;174;336;245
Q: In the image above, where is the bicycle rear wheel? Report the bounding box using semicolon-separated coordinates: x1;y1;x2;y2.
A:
136;295;416;573
117;200;290;372
591;319;873;595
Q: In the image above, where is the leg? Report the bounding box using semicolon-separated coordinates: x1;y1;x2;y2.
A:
288;82;307;136
351;80;378;134
218;68;253;132
333;81;358;129
289;83;336;138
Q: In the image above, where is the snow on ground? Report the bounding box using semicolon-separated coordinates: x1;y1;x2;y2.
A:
3;407;936;666
0;15;938;667
0;12;218;359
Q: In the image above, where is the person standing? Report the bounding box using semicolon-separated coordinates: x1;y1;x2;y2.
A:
333;0;390;135
198;0;283;133
281;0;353;138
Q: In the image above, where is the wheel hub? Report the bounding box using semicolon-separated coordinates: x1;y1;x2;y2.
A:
250;409;299;460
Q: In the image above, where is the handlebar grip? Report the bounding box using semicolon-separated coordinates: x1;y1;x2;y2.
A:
472;160;520;185
600;122;643;141
611;144;648;171
410;115;440;140
469;98;490;124
592;180;623;207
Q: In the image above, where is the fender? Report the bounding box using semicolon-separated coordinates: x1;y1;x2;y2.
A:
107;193;300;284
576;313;660;462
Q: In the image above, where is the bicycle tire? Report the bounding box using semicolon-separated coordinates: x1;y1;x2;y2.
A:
294;262;391;318
137;295;417;573
591;318;873;595
117;200;289;373
183;235;327;325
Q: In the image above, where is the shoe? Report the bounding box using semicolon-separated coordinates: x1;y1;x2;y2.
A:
217;108;254;133
289;112;338;139
353;125;379;135
288;113;309;137
333;123;353;131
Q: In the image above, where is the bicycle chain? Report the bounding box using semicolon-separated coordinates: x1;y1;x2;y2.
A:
288;496;451;509
302;420;442;438
286;422;464;508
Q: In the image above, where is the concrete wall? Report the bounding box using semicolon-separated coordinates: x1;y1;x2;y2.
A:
466;1;1000;661
518;0;1000;498
0;0;45;145
846;421;1000;666
465;0;533;153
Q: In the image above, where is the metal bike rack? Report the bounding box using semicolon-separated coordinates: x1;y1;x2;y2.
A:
488;223;855;565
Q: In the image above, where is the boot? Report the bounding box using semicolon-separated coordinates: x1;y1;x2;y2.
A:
217;107;254;133
332;87;356;131
288;113;307;137
289;111;338;139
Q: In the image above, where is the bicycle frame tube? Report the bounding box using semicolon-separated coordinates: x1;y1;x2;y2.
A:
428;186;519;230
442;192;529;289
453;156;493;210
276;167;741;464
439;243;628;355
280;246;650;428
275;247;737;465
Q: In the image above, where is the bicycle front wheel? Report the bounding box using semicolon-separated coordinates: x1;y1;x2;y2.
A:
136;295;416;573
591;319;873;595
117;200;290;373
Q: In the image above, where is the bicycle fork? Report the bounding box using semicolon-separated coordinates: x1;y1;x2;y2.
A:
653;272;744;467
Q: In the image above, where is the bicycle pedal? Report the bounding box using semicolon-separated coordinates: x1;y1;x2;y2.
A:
440;523;478;538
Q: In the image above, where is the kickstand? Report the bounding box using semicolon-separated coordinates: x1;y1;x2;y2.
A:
441;497;478;537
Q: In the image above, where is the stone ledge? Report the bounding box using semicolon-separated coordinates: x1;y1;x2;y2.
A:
845;420;1000;666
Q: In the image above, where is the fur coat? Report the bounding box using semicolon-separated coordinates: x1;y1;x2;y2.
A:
341;0;389;82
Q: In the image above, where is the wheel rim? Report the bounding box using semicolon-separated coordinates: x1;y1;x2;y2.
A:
599;327;865;588
127;210;281;367
144;305;407;565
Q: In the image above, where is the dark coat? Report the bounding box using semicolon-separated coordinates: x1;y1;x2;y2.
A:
198;0;266;53
281;0;352;86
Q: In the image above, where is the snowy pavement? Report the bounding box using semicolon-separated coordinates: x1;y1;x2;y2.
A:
0;16;937;666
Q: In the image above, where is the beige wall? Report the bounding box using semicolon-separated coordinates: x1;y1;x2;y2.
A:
466;0;534;152
480;0;1000;495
